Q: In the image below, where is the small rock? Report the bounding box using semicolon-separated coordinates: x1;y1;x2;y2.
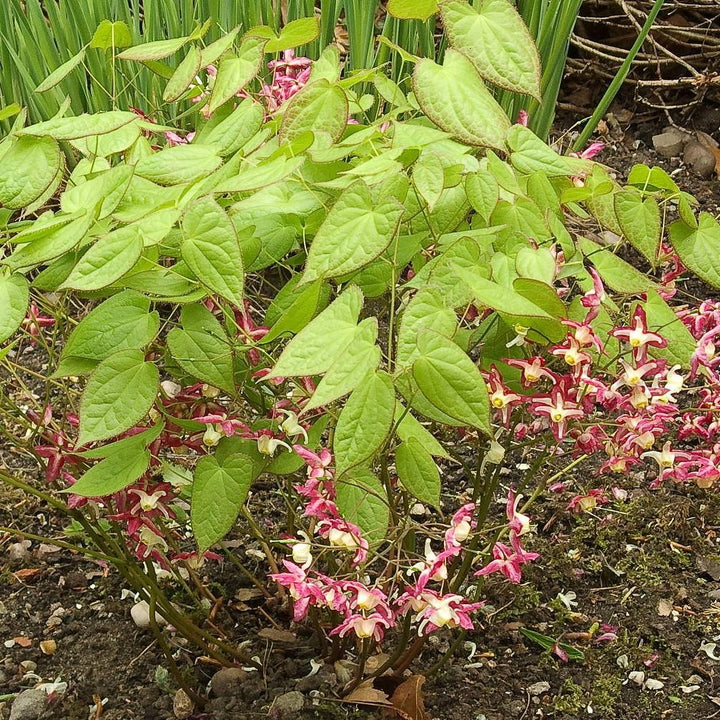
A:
652;131;686;158
39;640;56;656
130;600;168;629
7;541;32;566
272;691;305;717
209;667;249;697
684;141;716;179
628;671;645;686
172;689;194;719
9;689;48;720
644;678;664;691
527;681;550;696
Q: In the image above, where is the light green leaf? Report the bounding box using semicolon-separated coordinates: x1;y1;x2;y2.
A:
643;290;696;368
200;26;241;67
271;286;364;377
304;319;381;410
181;196;244;306
578;237;654;294
5;213;93;271
35;49;87;93
413;50;509;149
18;111;138;140
117;37;189;61
413;153;445;211
440;0;541;98
135;145;222;185
388;0;439;20
394;404;450;458
396;289;457;370
279;79;348;144
412;329;492;435
192;453;254;551
208;37;265;114
163;45;202;102
614;189;661;265
336;467;389;546
0;273;29;343
302;180;403;283
262;279;326;343
70;446;150;497
0;136;61;208
90;20;133;50
62;225;143;291
71;121;141;157
167;305;235;394
59;290;159;364
668;213;720;289
395;437;441;506
196;98;264;156
466;170;499;223
334;371;396;476
507;125;591;176
78;349;159;445
265;17;320;53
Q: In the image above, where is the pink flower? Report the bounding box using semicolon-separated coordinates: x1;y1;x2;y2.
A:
506;488;531;536
529;386;584;441
580;269;605;322
330;612;393;641
569;141;604;160
474;533;539;584
270;561;327;621
506;357;556;387
612;307;667;363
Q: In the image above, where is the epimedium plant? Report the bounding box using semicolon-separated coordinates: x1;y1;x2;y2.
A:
1;0;720;701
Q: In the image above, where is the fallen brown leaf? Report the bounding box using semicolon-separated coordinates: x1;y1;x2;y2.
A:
13;636;32;648
390;675;430;720
235;588;265;602
257;627;296;643
344;679;393;708
12;568;42;581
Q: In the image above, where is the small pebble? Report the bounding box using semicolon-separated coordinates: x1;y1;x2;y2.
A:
272;691;305;717
172;689;194;719
209;667;249;697
9;689;48;720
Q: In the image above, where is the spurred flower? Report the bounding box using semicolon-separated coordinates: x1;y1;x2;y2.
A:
611;306;667;363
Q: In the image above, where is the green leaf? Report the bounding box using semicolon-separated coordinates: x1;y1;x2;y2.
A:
0;136;61;208
62;225;144;291
72;121;141;157
466;171;499;223
395;437;441;506
200;27;241;67
334;371;396;476
69;445;150;497
208;37;265;114
669;213;720;289
265;17;320;53
163;45;202;102
196;99;264;156
271;286;363;377
643;290;696;369
78;349;159;445
302;180;403;283
117;37;189;61
394;404;450;459
520;628;585;661
614;189;661;265
578;237;654;294
440;0;541;99
262;279;326;343
135;145;222;185
18;111;138;140
181;196;244;306
388;0;439;20
280;79;348;145
0;273;29;344
413;152;445;211
396;289;457;370
60;290;159;364
413;50;509;149
412;330;492;435
304;319;381;410
192;453;254;552
35;49;86;93
167;316;235;395
5;214;94;271
507;125;591;176
90;20;133;50
336;466;389;546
